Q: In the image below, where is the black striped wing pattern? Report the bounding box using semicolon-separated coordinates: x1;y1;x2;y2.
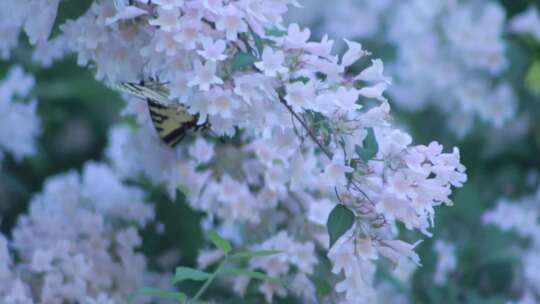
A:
113;81;204;147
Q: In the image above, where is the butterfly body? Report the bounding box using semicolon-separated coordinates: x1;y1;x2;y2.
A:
112;81;208;147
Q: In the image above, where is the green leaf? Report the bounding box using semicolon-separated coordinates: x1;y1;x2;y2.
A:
222;268;282;285
171;267;211;284
230;250;281;260
291;76;310;84
265;27;287;37
356;128;378;162
312;276;332;299
208;230;232;254
231;52;257;71
249;28;265;57
128;287;186;302
526;60;540;95
326;205;355;248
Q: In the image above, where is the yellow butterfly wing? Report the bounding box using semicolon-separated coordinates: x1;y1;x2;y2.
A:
112;81;207;147
146;99;199;147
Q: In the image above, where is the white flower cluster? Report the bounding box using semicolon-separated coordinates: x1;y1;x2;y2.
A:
0;65;40;165
247;231;317;302
0;0;63;63
483;189;540;303
293;0;517;137
387;1;516;137
3;0;467;302
0;162;156;303
510;6;540;42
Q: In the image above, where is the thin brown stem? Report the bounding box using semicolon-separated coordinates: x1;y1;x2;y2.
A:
278;96;333;159
277;95;387;224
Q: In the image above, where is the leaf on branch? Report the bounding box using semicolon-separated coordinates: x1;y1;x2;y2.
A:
171;267;212;284
327;204;355;248
128;287;186;302
265;27;287;37
230;250;281;260
208;230;232;254
356;127;378;162
250;30;265;57
232;52;257;71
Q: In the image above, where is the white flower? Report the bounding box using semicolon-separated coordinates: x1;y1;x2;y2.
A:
197;38;227;61
206;87;237;118
148;7;180;31
154;31;180;56
105;5;147;25
173;19;204;50
510;6;540;41
284;80;316;112
341;39;368;67
24;0;61;45
331;87;361;112
328;241;355;275
323;155;354;186
259;281;287;303
355;59;391;84
379;240;422;266
284;23;310;49
305;34;334;58
289;242;317;274
30;249;54;273
189;138;215;164
188;60;223;91
307;198;334;226
3;162;155;302
358;82;388;101
152;0;185;10
255;47;288;77
0;66;40;162
4;279;33;303
215;5;247;41
356;237;378;260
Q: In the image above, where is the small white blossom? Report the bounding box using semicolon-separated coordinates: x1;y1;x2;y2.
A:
197;38;227;61
188;60;223;91
255;47;288;78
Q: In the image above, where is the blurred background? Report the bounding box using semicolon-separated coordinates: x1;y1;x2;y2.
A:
1;0;540;303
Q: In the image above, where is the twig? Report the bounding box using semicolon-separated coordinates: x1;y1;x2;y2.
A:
276;94;386;223
278;95;333;159
191;258;227;303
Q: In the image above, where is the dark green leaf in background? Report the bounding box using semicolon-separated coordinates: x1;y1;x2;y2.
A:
129;287;186;302
231;52;257;71
222;268;282;285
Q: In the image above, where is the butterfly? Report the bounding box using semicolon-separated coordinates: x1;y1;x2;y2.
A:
112;81;208;147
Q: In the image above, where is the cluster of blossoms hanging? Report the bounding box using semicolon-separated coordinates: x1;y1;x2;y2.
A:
0;0;467;302
0;66;40;166
483;188;540;304
294;0;518;137
387;0;516;137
